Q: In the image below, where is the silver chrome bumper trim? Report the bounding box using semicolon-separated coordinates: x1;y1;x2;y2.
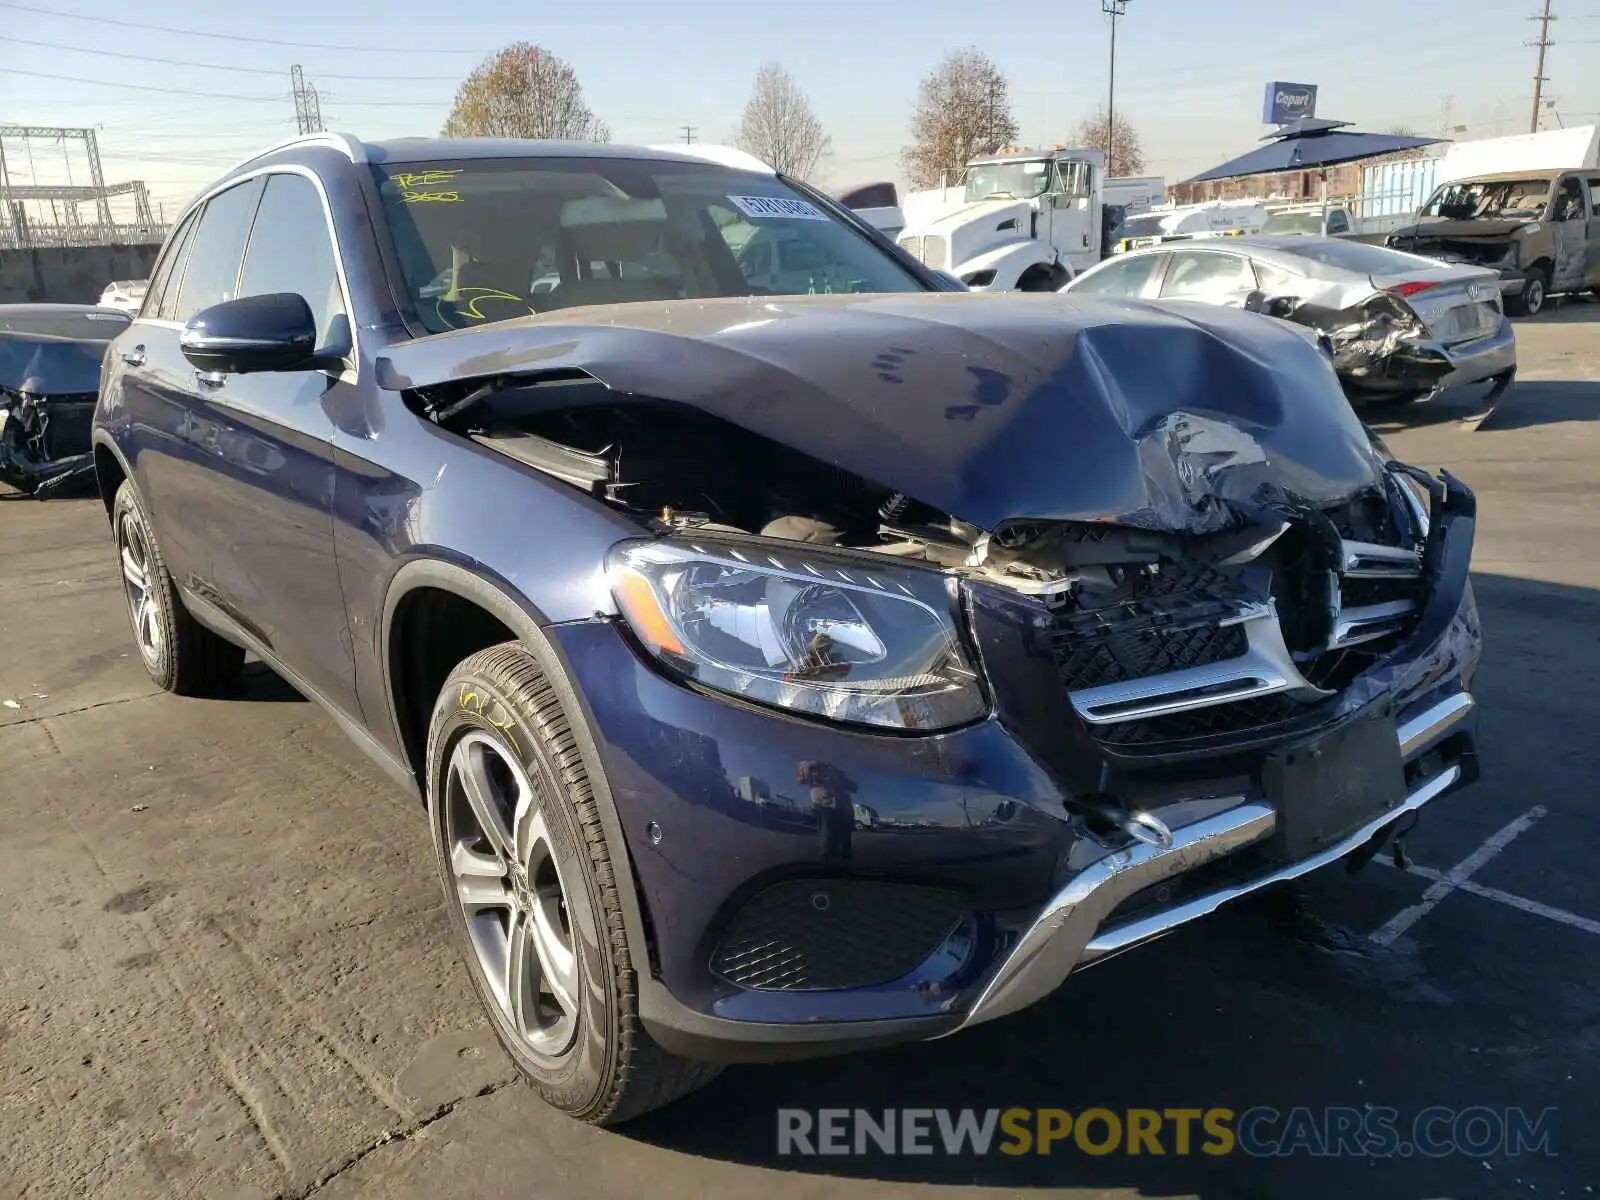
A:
949;691;1476;1033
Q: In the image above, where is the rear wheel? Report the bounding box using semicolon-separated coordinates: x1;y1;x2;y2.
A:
1505;266;1548;317
425;642;721;1125
112;481;245;695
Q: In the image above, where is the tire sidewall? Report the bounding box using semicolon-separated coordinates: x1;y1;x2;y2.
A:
112;483;177;689
1524;272;1546;316
424;661;620;1115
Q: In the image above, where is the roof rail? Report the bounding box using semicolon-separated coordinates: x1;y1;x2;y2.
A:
228;131;365;176
648;143;774;174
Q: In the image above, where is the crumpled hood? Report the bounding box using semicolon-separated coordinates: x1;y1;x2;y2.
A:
376;291;1388;534
1389;217;1532;242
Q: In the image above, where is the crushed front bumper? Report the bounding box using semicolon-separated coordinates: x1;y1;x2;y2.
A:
948;689;1476;1031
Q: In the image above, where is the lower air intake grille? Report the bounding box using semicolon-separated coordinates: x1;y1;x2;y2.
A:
1094;693;1306;748
711;880;965;992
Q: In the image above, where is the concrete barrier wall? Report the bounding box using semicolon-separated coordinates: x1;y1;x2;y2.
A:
0;243;163;306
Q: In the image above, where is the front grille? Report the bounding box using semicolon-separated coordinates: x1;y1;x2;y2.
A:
711;879;965;991
900;235;924;263
1042;495;1430;754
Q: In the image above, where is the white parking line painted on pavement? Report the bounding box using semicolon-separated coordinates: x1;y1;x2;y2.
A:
1374;856;1600;938
1369;805;1548;946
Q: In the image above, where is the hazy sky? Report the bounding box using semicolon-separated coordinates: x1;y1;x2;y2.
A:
2;0;1597;219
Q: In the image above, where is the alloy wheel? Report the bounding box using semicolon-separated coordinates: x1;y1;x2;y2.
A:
118;514;162;666
1525;277;1545;315
445;730;580;1059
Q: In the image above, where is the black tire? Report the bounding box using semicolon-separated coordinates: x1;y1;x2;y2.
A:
112;480;245;695
424;642;721;1125
1017;264;1070;292
1505;266;1548;317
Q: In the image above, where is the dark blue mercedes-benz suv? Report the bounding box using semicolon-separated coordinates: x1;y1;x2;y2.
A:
91;133;1483;1125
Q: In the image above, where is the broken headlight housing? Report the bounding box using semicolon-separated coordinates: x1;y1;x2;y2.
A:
607;537;987;731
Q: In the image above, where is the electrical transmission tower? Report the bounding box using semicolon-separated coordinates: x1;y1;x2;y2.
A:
1527;0;1555;132
292;65;324;135
680;125;697;144
0;125;156;248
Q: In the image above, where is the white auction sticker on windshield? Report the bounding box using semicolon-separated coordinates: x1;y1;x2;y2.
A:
727;194;829;221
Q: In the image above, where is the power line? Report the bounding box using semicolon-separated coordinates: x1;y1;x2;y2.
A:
681;125;697;143
0;67;452;106
0;1;488;53
0;35;467;80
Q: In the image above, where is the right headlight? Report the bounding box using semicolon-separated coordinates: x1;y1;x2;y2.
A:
607;536;988;732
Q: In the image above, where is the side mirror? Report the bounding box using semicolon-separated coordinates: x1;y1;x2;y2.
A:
1264;295;1303;319
180;293;320;375
1243;289;1269;313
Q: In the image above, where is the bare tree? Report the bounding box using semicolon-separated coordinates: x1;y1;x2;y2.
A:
442;42;610;142
901;49;1019;189
1075;106;1145;177
733;63;832;181
1386;123;1418;136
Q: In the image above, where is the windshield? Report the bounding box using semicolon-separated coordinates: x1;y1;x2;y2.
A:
1261;211;1324;236
371;158;925;333
1420;178;1551;220
963;160;1052;202
1116;214;1170;239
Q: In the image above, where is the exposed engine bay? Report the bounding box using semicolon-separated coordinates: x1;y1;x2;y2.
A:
414;370;1446;756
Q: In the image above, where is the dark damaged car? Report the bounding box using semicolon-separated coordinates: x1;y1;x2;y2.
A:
1388;169;1600;317
91;135;1484;1125
1;304;130;497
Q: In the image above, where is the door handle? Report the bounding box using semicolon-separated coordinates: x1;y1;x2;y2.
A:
121;345;146;367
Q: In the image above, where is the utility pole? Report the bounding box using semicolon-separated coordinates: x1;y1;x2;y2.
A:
680;125;697;144
1102;0;1131;176
1527;0;1555;132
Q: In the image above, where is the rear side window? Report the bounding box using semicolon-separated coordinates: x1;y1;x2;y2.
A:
144;211;198;321
1159;251;1254;299
171;178;264;323
1589;177;1600;216
1326;210;1351;234
237;173;347;347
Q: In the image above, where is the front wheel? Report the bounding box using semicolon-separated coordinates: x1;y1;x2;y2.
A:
424;642;720;1125
1505;267;1548;317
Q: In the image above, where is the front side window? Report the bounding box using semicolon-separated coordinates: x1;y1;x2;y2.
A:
1553;179;1586;222
963;160;1052;202
1069;254;1162;298
1159;252;1255;300
171;178;264;323
237;173;347;347
371;158;925;333
143;210;198;321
